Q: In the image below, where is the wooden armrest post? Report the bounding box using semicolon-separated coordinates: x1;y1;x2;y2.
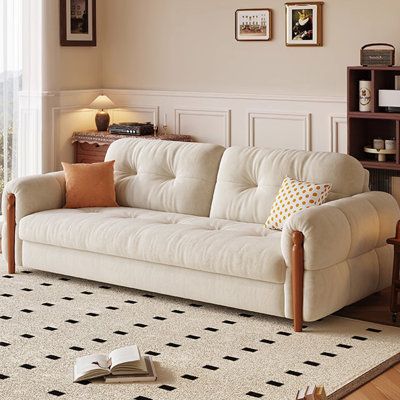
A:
292;231;304;332
387;220;400;320
7;193;16;274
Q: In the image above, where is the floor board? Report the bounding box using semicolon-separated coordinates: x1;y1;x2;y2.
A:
336;288;400;399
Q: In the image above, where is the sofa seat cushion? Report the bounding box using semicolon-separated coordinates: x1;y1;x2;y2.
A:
19;207;286;284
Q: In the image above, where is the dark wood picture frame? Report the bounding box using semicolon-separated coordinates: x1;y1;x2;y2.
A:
60;0;97;46
285;2;323;47
235;8;272;42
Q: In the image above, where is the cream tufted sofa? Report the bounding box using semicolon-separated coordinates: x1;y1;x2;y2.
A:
2;139;399;331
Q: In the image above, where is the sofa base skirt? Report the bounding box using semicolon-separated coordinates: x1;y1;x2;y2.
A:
22;241;286;318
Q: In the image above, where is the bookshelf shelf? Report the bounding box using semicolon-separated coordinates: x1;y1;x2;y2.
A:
348;66;400;172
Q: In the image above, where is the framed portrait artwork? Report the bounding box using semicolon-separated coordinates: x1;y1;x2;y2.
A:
235;9;272;41
60;0;97;46
285;2;323;46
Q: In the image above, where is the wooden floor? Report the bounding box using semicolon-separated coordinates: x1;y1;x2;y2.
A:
335;288;400;399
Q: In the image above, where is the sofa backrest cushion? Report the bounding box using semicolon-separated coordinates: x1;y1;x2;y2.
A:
210;146;369;224
105;139;225;217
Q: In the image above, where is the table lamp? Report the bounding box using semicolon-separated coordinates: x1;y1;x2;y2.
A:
89;94;115;131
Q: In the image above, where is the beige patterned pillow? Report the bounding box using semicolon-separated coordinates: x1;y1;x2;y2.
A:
265;177;332;230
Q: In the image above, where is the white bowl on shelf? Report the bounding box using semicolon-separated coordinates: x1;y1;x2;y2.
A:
364;146;396;162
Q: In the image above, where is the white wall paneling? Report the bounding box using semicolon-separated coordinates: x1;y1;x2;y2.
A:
44;88;347;171
248;111;311;151
329;116;348;154
110;106;159;129
175;108;231;147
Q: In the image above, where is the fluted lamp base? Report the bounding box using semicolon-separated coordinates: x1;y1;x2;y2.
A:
95;111;110;132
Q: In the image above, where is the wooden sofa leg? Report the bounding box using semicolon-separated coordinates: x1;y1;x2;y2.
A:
292;231;304;332
7;194;16;274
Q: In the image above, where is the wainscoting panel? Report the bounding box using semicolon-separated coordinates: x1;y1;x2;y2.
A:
248;111;311;150
45;89;347;171
175;108;231;146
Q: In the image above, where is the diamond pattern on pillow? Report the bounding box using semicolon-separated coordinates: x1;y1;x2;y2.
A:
265;177;332;230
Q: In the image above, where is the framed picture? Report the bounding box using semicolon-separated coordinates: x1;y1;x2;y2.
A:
60;0;97;46
235;9;272;41
285;2;323;46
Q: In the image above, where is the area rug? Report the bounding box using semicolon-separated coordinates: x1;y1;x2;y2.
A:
0;269;399;400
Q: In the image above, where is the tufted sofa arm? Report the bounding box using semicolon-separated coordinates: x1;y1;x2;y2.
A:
281;191;400;271
2;172;66;267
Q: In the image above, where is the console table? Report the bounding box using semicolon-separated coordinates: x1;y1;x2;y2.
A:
72;131;193;163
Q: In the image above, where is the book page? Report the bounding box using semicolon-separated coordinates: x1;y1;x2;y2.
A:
74;354;109;382
109;345;141;369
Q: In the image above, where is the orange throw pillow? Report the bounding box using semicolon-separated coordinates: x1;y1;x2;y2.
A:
62;161;118;208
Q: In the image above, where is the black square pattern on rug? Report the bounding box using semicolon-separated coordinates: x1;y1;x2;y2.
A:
277;331;291;336
135;396;152;400
145;351;160;356
337;343;352;349
142;294;155;298
65;319;79;324
48;390;65;397
99;285;111;289
43;326;58;331
186;335;200;340
0;342;10;347
189;303;202;308
158;384;176;391
0;374;10;380
267;380;283;387
62;297;74;301
286;370;302;377
1;293;13;297
205;327;219;332
46;355;61;360
321;352;336;357
20;309;33;313
69;346;84;352
21;288;33;292
171;309;185;314
246;391;264;398
260;339;275;344
134;323;148;328
92;338;107;343
242;347;258;353
0;315;11;320
239;313;254;318
303;360;320;367
20;334;35;339
86;313;99;317
352;336;368;341
166;342;181;348
40;282;52;287
125;300;137;304
106;306;119;310
153;316;166;321
366;328;382;333
203;364;219;371
20;364;36;370
223;356;239;361
222;320;236;325
81;291;93;295
181;374;198;381
59;277;71;282
113;330;128;335
42;302;54;307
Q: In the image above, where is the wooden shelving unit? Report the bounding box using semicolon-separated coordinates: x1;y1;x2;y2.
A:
348;66;400;173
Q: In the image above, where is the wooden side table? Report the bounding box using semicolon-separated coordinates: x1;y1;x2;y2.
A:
72;131;194;163
387;221;400;322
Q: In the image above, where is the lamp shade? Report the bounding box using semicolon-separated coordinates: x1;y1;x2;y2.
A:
89;94;115;110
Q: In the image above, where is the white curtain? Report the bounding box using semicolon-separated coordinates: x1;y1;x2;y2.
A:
0;0;42;197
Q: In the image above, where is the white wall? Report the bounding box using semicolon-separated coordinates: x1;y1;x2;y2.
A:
101;0;400;96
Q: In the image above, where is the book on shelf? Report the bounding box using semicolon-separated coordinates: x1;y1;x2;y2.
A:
73;345;157;383
296;385;327;400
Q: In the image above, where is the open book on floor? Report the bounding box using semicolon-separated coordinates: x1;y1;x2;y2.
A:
73;345;157;383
